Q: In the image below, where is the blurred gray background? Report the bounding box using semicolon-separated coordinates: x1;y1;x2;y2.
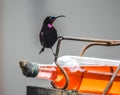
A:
0;0;120;95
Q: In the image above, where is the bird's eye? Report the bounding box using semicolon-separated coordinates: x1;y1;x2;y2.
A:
49;16;55;20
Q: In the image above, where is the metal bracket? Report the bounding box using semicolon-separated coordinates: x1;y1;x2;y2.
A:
52;36;120;91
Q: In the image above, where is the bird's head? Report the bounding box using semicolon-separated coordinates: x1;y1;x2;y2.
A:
43;15;65;26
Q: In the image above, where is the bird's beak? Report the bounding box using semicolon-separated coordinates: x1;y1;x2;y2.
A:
56;15;65;19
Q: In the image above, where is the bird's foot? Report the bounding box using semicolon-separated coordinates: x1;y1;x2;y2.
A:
58;36;64;39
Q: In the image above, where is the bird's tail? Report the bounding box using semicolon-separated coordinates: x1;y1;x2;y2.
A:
39;47;45;54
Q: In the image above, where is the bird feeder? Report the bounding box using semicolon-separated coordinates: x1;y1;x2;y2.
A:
20;36;120;95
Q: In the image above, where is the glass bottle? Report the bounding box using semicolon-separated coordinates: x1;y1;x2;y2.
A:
19;55;120;94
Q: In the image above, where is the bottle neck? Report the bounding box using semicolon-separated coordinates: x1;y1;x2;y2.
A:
36;65;57;81
19;61;58;81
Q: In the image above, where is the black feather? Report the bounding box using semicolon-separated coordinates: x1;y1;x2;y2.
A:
39;15;65;56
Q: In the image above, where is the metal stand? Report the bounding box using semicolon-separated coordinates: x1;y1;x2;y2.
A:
52;36;120;91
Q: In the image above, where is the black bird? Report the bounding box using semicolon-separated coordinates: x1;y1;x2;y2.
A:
39;15;65;55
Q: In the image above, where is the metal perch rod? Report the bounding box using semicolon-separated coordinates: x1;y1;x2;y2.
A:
102;64;120;95
53;36;120;90
60;36;120;44
55;36;120;59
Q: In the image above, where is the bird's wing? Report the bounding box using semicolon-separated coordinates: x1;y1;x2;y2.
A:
39;31;45;45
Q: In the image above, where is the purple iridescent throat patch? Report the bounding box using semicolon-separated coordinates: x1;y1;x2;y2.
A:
48;24;53;28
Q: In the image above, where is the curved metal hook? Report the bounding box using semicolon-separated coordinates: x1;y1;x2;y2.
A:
80;42;109;56
80;41;120;56
51;36;69;90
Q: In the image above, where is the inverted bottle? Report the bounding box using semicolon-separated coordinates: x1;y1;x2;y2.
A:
19;55;120;94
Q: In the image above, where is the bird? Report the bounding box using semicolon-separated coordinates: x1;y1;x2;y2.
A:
39;15;65;56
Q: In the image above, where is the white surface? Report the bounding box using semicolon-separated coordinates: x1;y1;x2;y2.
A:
57;55;120;66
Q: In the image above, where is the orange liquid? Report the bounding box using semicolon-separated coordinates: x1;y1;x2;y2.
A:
36;65;120;95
